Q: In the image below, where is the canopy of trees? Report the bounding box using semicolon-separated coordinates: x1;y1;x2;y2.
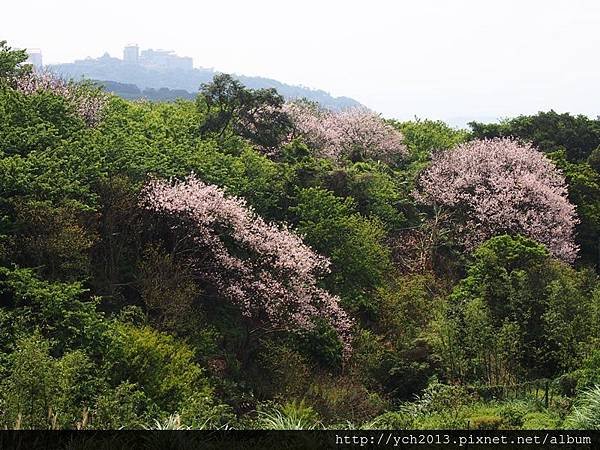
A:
0;43;598;431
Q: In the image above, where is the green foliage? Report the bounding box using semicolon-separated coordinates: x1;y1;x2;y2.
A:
252;340;311;400
393;118;469;164
469;110;600;162
588;146;600;173
92;382;153;429
549;149;600;269
0;267;108;355
376;381;473;429
179;393;236;429
364;411;415;430
144;413;190;430
470;415;505;430
387;119;470;206
498;402;528;427
294;320;344;371
0;332;60;429
197;73;292;150
350;275;440;400
436;235;599;383
0;41;30;80
363;397;565;431
106;323;213;413
376;274;438;345
406;380;472;418
292;187;390;312
305;375;386;424
4;199;96;280
521;411;562;430
576;349;600;392
0;88;85;157
0;332;100;429
325;162;407;230
138;245;199;334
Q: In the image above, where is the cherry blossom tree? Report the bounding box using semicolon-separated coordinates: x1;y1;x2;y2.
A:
141;174;353;354
283;101;407;163
415;138;579;262
283;101;332;153
13;70;108;126
332;108;407;162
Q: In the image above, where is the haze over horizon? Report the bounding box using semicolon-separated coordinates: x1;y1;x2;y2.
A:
3;0;599;123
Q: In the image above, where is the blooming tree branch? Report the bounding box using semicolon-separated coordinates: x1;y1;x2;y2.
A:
13;70;108;126
141;174;353;355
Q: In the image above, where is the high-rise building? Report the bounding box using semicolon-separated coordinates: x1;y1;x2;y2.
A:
123;44;139;64
139;49;193;70
26;49;43;68
122;45;193;70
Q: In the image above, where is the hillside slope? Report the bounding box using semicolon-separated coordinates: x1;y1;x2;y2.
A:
50;57;362;109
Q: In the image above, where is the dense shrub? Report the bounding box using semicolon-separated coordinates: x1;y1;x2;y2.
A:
0;267;108;355
433;235;599;383
106;323;214;414
470;415;505;430
291;187;390;313
0;333;100;429
576;349;600;392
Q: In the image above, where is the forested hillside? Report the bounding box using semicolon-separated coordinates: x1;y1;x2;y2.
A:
49;58;362;110
1;41;599;430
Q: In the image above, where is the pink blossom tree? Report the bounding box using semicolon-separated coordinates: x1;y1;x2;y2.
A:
283;101;332;153
13;70;108;126
141;174;353;354
415;138;579;262
283;101;407;163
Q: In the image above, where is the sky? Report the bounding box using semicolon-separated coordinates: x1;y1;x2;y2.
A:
3;0;599;124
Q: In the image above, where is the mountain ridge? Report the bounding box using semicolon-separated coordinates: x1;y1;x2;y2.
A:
49;55;362;110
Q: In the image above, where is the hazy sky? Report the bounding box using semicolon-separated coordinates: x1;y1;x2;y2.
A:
3;0;599;123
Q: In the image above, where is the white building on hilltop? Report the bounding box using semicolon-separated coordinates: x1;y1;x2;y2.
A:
26;48;43;68
123;44;139;64
122;45;193;70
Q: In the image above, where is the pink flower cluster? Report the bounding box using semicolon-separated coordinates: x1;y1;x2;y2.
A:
13;70;108;126
416;138;579;263
141;174;353;354
283;101;407;162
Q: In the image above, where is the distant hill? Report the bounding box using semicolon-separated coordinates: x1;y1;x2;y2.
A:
49;55;362;110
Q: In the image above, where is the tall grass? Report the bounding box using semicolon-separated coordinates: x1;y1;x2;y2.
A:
257;401;321;430
564;385;600;430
